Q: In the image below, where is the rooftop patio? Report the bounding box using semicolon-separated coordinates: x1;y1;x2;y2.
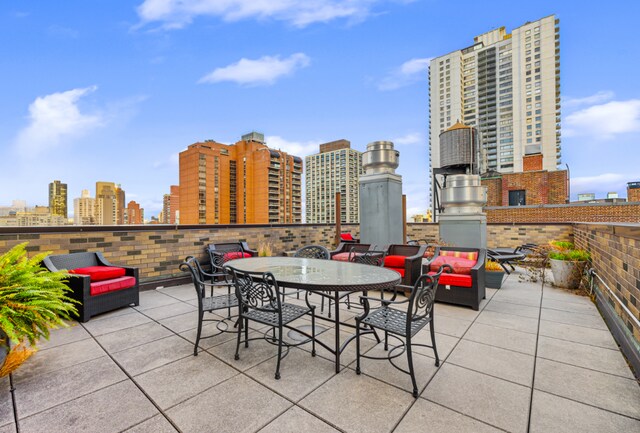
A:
2;267;639;433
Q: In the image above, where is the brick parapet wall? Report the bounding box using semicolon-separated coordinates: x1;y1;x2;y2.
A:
486;202;640;223
629;188;640;202
574;223;640;342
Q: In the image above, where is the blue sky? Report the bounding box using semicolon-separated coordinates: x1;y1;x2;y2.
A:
1;0;639;218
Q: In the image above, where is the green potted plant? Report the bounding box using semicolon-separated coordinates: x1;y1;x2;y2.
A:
0;243;77;377
485;259;505;289
548;241;591;290
257;241;273;257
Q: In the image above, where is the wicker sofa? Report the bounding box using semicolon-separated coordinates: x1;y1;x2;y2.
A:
43;252;139;322
383;244;427;286
424;246;486;310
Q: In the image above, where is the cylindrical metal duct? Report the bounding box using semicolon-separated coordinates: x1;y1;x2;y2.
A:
441;174;487;214
362;141;399;175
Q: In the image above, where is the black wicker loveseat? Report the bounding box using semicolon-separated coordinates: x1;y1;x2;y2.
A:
43;252;140;322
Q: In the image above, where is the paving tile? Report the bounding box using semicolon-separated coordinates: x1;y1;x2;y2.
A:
307;326;377;368
123;415;178;432
446;339;534;386
484;300;540;319
541;297;600;316
259;406;339;433
475;310;539;334
179;321;239;350
0;424;15;433
395;399;502;433
13;339;106;383
543;288;593;304
135;351;237;410
142;302;197;321
15;356;126;418
245;348;335;401
111;335;193;376
409;330;459;360
0;377;12;428
134;290;181;311
425;364;530;433
207;331;280;372
434;303;481;321
82;310;152;337
431;314;472;338
538;320;618;350
166;374;291;433
18;381;158;433
348;343;439;393
88;306;139;321
534;358;640;419
157;285;197;302
530;390;640;433
158;311;199;334
463;322;537;355
537;336;634;379
540;308;608;330
300;372;414;433
97;321;173;353
37;323;91;351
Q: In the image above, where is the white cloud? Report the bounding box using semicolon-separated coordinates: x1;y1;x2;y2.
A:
563;91;614;108
265;135;322;157
199;53;310;86
14;86;103;156
564;99;640;140
393;132;423;145
136;0;388;29
378;57;431;91
571;173;627;195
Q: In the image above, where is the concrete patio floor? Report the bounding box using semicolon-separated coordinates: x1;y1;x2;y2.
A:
1;269;639;433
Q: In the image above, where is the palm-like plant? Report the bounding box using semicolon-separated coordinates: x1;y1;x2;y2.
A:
0;243;78;375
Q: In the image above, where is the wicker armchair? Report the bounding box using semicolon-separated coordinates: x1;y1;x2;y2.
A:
329;243;374;261
42;252;139;322
383;244;427;286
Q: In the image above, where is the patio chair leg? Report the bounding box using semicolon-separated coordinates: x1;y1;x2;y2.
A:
244;318;249;348
227;285;232;319
194;311;204;356
275;325;283;380
430;318;440;367
406;336;419;398
311;308;316;357
355;319;361;375
234;317;242;360
384;330;389;351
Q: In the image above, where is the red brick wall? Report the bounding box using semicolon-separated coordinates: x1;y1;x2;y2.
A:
486;202;640;223
628;187;640;203
523;154;543;171
483;177;502;207
481;169;567;207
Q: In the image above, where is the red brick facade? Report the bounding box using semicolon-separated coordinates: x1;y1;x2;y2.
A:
523;154;543;172
628;185;640;203
482;169;567;207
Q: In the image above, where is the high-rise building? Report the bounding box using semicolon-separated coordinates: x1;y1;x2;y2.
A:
179;132;302;225
95;181;117;225
48;180;67;218
74;189;96;225
126;201;144;224
162;185;180;224
305;140;363;223
116;185;126;225
429;15;560;179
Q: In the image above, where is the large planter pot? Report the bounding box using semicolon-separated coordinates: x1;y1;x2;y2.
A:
0;329;7;369
550;258;587;290
485;270;505;289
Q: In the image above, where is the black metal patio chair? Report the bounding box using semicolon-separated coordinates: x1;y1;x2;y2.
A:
180;256;238;356
355;266;448;398
290;245;332;312
227;267;316;380
341;250;389;309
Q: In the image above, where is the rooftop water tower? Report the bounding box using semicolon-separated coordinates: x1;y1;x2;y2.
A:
359;141;403;247
434;122;487;249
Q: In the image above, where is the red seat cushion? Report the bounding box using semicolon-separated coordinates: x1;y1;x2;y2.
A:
90;276;136;296
387;267;405;277
69;266;126;282
428;271;473;288
340;233;354;241
384;255;407;268
223;251;252;261
332;252;351;262
429;256;476;275
440;250;478;261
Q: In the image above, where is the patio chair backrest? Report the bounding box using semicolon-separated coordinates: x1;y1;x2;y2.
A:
407;268;446;325
179;256;206;298
350;250;387;267
46;252;100;271
207;242;244;271
227;267;281;313
344;243;373;253
294;245;330;260
388;244;421;257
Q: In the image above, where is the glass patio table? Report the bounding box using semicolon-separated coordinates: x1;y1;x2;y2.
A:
225;256;402;372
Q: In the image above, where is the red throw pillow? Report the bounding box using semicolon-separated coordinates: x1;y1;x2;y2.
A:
429;256;476;275
384;255;406;268
331;253;351;261
69;266;126;282
223;252;252;261
340;233;354;241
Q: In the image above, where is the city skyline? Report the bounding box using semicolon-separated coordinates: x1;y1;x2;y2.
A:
1;1;639;218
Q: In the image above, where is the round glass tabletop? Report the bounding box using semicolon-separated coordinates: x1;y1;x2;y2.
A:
225;256;401;292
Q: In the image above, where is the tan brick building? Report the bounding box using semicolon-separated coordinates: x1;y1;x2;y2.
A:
628;182;640;202
126;201;144;224
179;132;302;225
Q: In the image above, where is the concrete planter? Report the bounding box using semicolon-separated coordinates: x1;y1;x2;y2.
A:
550;258;587;290
485;270;505;289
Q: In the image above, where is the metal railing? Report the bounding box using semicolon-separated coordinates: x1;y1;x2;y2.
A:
588;268;640;330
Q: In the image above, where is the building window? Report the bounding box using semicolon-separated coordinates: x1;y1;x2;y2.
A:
509;190;526;206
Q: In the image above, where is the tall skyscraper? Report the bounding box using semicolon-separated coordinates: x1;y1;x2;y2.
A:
162;185;180;224
126;201;144;224
74;189;95;225
48;180;67;218
95;181;117;225
116;185;126;225
305;140;363;223
429;15;560;177
179;132;302;225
